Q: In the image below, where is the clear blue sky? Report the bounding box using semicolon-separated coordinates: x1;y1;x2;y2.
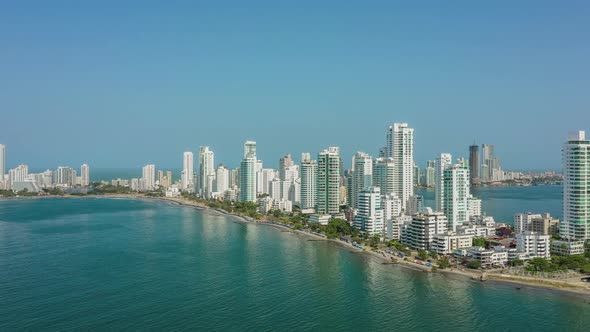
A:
1;1;589;171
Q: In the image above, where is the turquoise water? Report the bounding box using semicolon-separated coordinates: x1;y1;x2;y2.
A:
0;198;588;331
417;185;562;224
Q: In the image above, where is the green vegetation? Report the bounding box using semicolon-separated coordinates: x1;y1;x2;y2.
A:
508;259;524;267
0;189;16;197
525;255;590;273
43;187;64;196
417;249;429;261
467;260;482;269
90;184;133;194
438;257;451;269
473;237;487;248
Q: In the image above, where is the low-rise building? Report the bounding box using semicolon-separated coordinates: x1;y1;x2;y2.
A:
516;231;551;259
550;240;585;256
401;212;448;250
432;232;473;255
309;214;331;226
467;247;509;267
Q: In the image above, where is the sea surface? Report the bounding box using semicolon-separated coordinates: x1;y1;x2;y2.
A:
0;197;588;331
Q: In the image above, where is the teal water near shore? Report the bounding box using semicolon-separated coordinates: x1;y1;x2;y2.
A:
0;197;587;331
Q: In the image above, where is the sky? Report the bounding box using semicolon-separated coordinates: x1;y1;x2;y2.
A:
1;1;589;171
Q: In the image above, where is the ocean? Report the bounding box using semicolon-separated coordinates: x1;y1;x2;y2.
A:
0;196;587;331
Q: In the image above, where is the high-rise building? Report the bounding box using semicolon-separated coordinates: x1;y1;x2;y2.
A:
373;157;395;196
353;186;384;235
166;171;173;187
442;164;471;231
215;165;229;193
425;160;436;187
8;164;28;188
80;164;90;186
279;154;294;181
158;170;164;187
300;153;317;211
351;152;373;209
562;131;590;246
53;166;76;186
0;144;5;181
434;153;452;212
469;144;480;186
256;160;264;194
240;141;257;202
198;147;215;196
244;141;256;158
316;146;340;215
388;123;414;211
182;151;194;191
142;164;156;190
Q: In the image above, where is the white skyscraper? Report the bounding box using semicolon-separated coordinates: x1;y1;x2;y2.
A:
182;151;194;191
215;165;229;193
80;164;90;186
562;130;590;245
300;152;317;211
442;164;471;231
8;164;28;188
256;160;264;194
373;157;395;196
351;152;373;209
388;123;414;211
198;147;215;196
142;164;156;190
317;146;340;215
240;141;257;202
435;153;453;212
353;186;384;235
0;144;5;181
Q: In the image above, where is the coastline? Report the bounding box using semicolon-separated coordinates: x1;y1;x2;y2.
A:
2;194;589;297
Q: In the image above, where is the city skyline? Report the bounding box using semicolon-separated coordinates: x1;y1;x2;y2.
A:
2;2;590;170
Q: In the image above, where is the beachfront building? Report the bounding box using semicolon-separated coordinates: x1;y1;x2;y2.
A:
441;163;471;231
141;164;155;191
350;152;373;209
300;153;317;213
53;166;77;187
514;212;542;234
516;231;551;259
353;186;384;236
387;123;414;211
240;141;257;203
562;130;590;254
80;164;90;187
198;147;215;196
401;212;448;250
316;146;340;215
466;247;509;268
182;151;194;191
432;232;474;255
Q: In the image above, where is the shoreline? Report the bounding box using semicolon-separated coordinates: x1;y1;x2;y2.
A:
2;194;589;297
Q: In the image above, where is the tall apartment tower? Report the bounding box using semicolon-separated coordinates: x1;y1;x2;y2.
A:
300;153;317;210
353;186;384;235
142;164;156;190
442;164;471;231
387;123;414;211
562;131;590;244
0;144;5;181
351;152;373;209
240;141;257;202
80;163;90;186
182;151;194;190
198;147;215;196
469;144;480;186
316;146;341;215
434;153;452;212
373;157;395;196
